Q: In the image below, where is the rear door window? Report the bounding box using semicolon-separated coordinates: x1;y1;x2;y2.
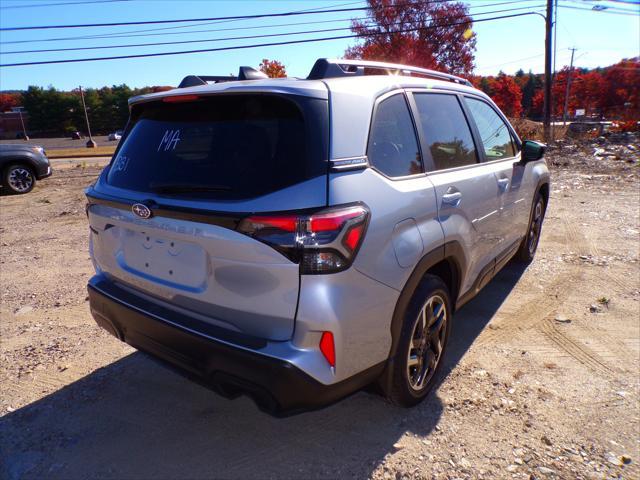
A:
367;93;422;178
464;97;516;161
106;94;327;199
412;93;478;171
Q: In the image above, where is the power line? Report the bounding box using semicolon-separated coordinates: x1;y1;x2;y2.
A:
0;25;369;56
0;0;540;44
557;3;640;15
0;16;366;45
0;0;130;9
76;0;367;38
606;0;640;4
476;49;571;71
1;4;545;55
0;3;420;31
0;11;546;67
0;1;370;44
559;0;640;12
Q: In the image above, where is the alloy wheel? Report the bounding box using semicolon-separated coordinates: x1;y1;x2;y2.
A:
8;167;34;193
528;199;544;256
406;294;448;391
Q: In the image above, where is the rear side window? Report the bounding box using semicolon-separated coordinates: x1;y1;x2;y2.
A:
106;94;327;200
367;94;422;178
464;97;516;160
413;93;477;171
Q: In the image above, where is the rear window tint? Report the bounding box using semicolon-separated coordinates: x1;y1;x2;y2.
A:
367;94;422;178
106;94;327;199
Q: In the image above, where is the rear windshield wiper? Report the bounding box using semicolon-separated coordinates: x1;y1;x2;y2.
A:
149;183;232;194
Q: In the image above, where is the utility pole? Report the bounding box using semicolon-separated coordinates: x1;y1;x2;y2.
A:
18;107;29;141
562;47;577;125
79;85;97;148
551;0;558;141
543;0;554;143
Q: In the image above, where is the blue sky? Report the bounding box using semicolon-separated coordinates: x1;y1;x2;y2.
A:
0;0;638;90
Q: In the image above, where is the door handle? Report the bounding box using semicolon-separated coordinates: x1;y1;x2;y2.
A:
497;178;510;192
442;191;462;206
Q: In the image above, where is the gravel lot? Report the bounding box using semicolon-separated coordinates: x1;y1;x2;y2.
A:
0;140;638;480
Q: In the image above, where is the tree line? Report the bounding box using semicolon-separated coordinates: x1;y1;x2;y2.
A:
470;59;639;121
0;60;288;137
0;85;171;136
1;56;636;137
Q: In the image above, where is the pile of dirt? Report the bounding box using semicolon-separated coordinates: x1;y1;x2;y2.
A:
547;131;639;174
509;118;545;141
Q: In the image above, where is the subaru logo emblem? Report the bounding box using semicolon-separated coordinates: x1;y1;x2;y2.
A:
132;203;152;219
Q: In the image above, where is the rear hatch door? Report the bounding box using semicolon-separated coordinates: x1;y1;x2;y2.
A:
87;91;328;341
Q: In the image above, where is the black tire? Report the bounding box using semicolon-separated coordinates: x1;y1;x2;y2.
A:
514;192;546;263
387;274;452;407
3;163;36;194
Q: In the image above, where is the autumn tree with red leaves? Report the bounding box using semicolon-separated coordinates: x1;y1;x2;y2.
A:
345;0;476;76
567;70;606;117
259;59;287;78
490;73;523;117
0;93;21;112
601;58;640;119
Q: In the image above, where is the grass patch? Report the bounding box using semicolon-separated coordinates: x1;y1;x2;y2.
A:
47;146;115;158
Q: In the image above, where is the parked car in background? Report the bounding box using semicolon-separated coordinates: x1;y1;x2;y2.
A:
0;144;52;194
71;131;82;140
108;130;123;141
86;58;549;415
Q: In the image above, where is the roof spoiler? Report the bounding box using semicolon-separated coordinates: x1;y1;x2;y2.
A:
307;58;472;87
178;66;268;88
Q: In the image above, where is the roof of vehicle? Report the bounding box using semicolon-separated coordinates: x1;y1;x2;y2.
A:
128;59;486;107
128;78;329;105
129;74;485;105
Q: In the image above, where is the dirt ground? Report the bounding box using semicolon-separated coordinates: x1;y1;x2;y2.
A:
1;140;639;480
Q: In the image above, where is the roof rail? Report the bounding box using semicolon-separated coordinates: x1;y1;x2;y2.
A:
178;66;268;88
307;58;472;87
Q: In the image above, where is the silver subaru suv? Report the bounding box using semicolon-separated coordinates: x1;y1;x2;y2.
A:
86;59;549;415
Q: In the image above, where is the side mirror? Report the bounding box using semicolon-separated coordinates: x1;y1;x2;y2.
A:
522;140;546;162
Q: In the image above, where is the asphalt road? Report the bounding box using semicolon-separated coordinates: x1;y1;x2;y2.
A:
0;136;115;149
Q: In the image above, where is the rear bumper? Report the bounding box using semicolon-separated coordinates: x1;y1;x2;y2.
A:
87;275;383;416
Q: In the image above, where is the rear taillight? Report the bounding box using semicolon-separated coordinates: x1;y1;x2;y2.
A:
237;204;369;274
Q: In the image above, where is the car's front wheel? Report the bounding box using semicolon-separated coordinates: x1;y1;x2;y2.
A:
515;192;546;263
3;163;36;194
387;275;452;407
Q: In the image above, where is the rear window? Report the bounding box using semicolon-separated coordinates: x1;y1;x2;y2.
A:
106;94;328;199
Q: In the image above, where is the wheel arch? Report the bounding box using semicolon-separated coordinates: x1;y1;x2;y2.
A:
538;181;550;210
1;156;38;176
376;241;466;393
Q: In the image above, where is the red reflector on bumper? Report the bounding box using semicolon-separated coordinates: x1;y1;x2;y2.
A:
319;331;336;367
